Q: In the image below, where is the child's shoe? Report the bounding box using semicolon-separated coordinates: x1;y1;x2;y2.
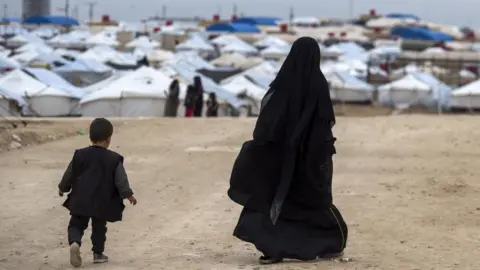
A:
93;253;109;264
69;243;82;268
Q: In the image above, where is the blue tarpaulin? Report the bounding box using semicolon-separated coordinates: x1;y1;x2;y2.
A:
232;17;282;26
385;13;420;20
391;27;454;42
206;23;261;33
24;16;79;26
1;17;23;23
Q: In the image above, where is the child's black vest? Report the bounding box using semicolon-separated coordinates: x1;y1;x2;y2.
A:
62;146;125;222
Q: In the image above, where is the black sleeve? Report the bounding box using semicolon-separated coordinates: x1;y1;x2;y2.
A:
58;161;74;193
114;162;134;199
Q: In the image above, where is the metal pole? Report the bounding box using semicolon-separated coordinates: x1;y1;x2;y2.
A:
162;4;167;19
86;2;97;22
65;0;70;17
233;3;237;16
348;0;353;19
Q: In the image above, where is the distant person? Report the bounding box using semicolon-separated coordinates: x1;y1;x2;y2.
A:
193;76;204;117
164;79;180;117
138;55;150;67
58;118;137;268
184;85;196;117
228;37;348;264
206;92;219;117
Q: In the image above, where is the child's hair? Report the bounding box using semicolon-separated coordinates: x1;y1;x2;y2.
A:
89;118;113;143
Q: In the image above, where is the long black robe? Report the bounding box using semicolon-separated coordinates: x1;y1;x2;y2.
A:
193;76;204;117
164;83;180;117
227;37;348;260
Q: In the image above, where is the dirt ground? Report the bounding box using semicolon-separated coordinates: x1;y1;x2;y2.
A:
0;116;479;270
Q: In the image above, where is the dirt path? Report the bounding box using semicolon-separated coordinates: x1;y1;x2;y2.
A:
0;117;479;270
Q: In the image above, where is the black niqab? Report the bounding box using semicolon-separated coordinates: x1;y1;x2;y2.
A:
255;36;334;145
169;79;179;97
253;37;335;224
193;76;204;117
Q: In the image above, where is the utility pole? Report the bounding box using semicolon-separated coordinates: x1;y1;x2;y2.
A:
233;3;238;16
289;6;294;26
161;4;167;19
72;4;79;20
65;0;70;17
86;2;97;22
3;4;7;18
348;0;354;19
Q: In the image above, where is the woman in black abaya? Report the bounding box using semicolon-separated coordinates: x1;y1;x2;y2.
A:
228;37;348;264
164;79;180;117
193;76;204;117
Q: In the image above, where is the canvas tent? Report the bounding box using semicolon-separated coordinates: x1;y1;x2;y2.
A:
79;67;179;117
0;69;79;116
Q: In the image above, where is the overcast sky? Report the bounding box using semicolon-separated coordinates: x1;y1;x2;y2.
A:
7;0;480;27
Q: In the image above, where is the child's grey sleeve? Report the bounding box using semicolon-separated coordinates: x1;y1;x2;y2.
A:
58;161;74;193
115;162;134;199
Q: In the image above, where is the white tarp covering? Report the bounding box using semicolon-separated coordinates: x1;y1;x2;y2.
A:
451;79;480;109
80;67;177;117
378;72;451;109
326;71;375;103
0;69;78;116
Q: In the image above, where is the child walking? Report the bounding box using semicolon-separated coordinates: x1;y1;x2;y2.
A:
58;118;137;268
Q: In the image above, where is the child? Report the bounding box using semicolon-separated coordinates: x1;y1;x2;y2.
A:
58;118;137;268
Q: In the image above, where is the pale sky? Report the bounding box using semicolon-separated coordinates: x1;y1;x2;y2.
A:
7;0;480;27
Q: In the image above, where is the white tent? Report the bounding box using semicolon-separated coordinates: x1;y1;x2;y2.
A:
378;72;451;109
0;55;20;71
391;63;448;79
146;49;175;63
82;71;132;94
79;67;177;117
16;42;53;54
126;36;160;49
7;33;45;47
260;44;290;59
292;16;320;25
221;76;267;100
220;41;258;55
326;71;375;103
0;69;78;116
0;87;26;116
254;36;290;48
210;34;245;47
48;29;92;47
451;79;480;109
176;36;215;52
85;32;119;47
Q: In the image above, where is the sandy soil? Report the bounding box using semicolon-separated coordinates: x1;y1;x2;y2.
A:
0;116;479;270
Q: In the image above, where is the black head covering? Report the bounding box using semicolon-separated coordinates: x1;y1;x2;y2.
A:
169;79;179;97
254;36;334;147
209;92;217;102
193;76;204;94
